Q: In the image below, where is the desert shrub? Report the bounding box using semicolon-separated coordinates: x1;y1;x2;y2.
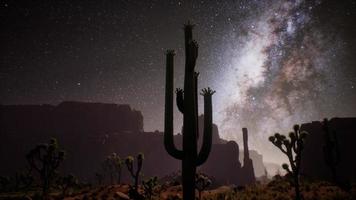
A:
142;176;159;200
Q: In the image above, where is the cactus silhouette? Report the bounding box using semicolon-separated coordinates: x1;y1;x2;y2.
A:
125;153;144;200
164;22;215;200
103;153;122;184
322;118;340;183
269;125;308;200
26;138;65;199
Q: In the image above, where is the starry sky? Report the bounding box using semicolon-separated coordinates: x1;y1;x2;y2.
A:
1;0;356;164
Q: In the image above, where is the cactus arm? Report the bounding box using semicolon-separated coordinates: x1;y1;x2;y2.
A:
277;146;287;155
269;137;288;155
176;88;184;113
196;88;215;166
194;72;199;139
164;50;183;160
125;158;136;178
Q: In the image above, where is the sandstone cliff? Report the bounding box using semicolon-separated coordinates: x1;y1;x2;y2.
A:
0;102;258;186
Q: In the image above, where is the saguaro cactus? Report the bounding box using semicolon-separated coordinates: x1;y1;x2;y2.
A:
164;22;215;200
322;118;340;183
269;125;308;200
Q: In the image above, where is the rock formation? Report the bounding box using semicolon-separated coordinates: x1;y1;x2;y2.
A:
0;102;261;186
0;101;143;137
300;118;356;184
240;128;256;184
240;150;265;178
200;141;242;186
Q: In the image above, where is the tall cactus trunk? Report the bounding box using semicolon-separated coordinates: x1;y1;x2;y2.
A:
164;22;215;200
182;23;198;200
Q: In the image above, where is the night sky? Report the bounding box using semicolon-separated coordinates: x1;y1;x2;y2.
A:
1;0;356;164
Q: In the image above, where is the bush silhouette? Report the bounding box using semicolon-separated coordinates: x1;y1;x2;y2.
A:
103;152;123;185
56;174;78;198
142;176;158;200
164;21;215;200
0;169;33;192
195;173;212;200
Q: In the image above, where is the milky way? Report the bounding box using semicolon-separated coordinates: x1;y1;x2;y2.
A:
1;0;355;164
214;0;354;163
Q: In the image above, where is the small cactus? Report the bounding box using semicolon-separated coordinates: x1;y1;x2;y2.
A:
26;138;65;198
125;153;144;200
103;153;122;185
269;125;308;200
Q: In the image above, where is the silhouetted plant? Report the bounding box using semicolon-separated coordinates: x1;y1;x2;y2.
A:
269;125;308;200
164;21;215;200
13;169;34;191
56;174;78;198
26;138;65;199
94;172;104;185
0;169;33;192
195;173;212;200
125;153;144;200
103;153;122;185
322;118;340;184
142;176;158;200
0;176;10;192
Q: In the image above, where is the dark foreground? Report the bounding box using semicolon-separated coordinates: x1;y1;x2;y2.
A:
1;178;355;200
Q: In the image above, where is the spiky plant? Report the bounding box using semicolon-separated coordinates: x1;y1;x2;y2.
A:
103;153;122;184
142;176;158;200
26;138;65;199
269;125;308;200
125;153;144;200
164;22;215;200
195;173;212;200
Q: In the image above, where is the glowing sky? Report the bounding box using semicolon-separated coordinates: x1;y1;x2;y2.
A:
214;0;356;163
1;0;356;163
